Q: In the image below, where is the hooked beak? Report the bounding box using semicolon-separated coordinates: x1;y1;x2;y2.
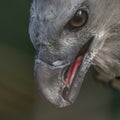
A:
34;37;95;108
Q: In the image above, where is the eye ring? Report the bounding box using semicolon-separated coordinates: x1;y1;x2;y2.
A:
68;9;88;30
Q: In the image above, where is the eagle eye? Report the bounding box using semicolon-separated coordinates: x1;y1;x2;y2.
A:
68;9;88;30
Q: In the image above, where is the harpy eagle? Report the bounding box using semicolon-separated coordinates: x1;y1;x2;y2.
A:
29;0;120;107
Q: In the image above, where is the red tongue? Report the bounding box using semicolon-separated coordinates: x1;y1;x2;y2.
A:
65;56;83;87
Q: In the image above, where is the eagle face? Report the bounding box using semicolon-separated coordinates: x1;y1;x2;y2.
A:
29;0;120;107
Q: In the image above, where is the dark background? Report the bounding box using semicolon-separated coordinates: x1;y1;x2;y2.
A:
0;0;120;120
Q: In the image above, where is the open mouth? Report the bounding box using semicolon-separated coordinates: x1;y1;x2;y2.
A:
35;36;94;107
64;37;93;88
61;36;94;102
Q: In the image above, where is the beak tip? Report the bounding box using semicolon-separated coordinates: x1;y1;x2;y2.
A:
50;98;71;108
38;86;71;108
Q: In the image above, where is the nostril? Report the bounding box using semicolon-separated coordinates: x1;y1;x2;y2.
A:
52;60;66;66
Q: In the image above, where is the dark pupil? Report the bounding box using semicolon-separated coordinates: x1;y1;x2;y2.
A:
73;14;82;23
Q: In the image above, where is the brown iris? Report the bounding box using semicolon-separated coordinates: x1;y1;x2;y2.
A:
68;9;88;29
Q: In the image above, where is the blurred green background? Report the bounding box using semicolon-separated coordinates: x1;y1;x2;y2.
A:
0;0;120;120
